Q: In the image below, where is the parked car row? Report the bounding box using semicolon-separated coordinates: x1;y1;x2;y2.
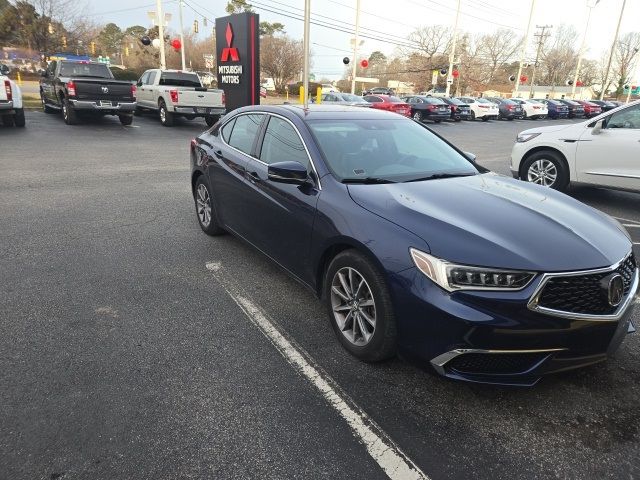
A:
33;60;226;128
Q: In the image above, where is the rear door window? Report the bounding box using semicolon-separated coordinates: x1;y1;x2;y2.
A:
227;114;264;156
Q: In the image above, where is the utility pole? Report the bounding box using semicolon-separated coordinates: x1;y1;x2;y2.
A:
156;0;167;69
529;25;552;99
302;0;311;107
572;0;600;99
514;0;536;97
600;0;627;100
178;0;186;70
445;0;461;97
350;0;361;95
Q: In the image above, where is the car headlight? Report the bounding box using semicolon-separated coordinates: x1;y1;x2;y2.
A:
410;248;536;292
516;132;541;143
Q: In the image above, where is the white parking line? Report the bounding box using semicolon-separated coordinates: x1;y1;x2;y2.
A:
614;216;640;226
623;224;640;228
205;261;429;480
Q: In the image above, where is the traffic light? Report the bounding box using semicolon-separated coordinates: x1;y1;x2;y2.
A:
91;41;96;55
62;36;67;49
193;20;199;34
125;46;130;56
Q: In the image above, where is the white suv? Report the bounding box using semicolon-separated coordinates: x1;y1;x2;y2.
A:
511;100;640;192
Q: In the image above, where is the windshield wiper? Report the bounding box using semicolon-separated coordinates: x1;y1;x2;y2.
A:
404;172;477;183
342;177;397;184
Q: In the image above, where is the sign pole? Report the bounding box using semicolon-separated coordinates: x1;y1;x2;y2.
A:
178;0;187;70
514;0;536;97
445;0;460;97
303;0;311;108
600;0;626;100
156;0;166;69
350;0;361;95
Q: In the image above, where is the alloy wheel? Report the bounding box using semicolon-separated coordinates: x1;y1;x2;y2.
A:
527;159;558;187
196;184;212;227
160;106;166;123
330;267;376;347
413;111;422;122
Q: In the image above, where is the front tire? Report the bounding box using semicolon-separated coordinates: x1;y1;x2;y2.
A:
159;100;174;127
194;176;225;236
324;250;397;362
520;150;569;191
481;116;489;122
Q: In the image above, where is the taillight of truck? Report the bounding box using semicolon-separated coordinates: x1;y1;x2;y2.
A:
170;89;179;103
130;84;137;100
4;80;11;101
67;80;76;96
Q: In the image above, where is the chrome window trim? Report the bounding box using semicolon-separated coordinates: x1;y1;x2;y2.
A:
527;252;639;322
430;348;567;376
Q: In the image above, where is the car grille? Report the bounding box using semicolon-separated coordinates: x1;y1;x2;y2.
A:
537;254;637;315
448;352;548;375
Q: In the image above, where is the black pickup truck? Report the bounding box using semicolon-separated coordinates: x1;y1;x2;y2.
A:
40;60;136;125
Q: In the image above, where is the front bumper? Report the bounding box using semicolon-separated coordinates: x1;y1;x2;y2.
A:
390;264;638;386
173;106;226;116
69;100;136;113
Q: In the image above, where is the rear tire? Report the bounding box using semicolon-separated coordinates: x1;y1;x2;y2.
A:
119;114;133;126
470;110;476;121
62;98;77;125
481;116;489;122
194;176;225;236
324;250;397;363
159;100;174;127
14;108;25;127
205;115;220;127
412;111;422;122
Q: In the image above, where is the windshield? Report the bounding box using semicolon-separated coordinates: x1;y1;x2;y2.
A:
59;62;113;78
388;96;404;103
422;97;445;104
446;98;466;105
307;119;478;182
476;98;494;104
159;72;202;87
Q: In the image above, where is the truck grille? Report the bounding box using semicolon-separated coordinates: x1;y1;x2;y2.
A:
537;254;636;315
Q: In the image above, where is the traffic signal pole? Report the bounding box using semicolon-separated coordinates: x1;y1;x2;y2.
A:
572;1;599;99
350;0;361;95
514;0;536;96
600;0;627;100
156;0;166;69
178;0;186;70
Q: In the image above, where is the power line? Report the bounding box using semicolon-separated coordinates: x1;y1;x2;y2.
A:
87;0;178;18
402;0;523;31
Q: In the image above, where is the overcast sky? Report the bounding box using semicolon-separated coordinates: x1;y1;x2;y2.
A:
87;0;639;80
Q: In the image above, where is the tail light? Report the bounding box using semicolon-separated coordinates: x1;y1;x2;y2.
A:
4;80;11;101
67;80;76;97
532;105;541;110
507;105;514;110
478;105;489;109
170;89;179;103
428;105;437;110
130;84;137;100
221;92;226;105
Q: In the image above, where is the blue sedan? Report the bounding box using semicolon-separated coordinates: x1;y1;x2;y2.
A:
190;105;638;386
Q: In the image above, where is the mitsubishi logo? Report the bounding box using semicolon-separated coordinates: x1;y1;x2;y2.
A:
101;86;109;93
221;23;240;62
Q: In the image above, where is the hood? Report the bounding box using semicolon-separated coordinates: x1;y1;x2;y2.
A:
519;122;583;136
347;174;631;272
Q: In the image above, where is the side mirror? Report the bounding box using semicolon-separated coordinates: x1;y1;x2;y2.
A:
0;64;10;75
268;161;309;185
592;119;604;135
463;151;477;163
136;81;143;87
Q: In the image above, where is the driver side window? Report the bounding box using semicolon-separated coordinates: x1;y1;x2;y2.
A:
606;105;640;129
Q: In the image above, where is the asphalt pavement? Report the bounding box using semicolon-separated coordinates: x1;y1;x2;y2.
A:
1;110;639;480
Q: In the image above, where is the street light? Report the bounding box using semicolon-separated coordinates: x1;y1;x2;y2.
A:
571;0;600;99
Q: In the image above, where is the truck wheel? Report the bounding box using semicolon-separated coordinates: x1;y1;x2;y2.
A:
14;109;25;127
205;115;220;127
2;114;15;127
41;95;56;114
62;98;77;125
159;100;174;127
119;115;133;126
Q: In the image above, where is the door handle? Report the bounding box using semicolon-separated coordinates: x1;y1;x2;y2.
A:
213;149;222;158
247;171;260;183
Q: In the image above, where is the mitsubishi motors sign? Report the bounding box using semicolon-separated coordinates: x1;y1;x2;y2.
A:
216;12;260;112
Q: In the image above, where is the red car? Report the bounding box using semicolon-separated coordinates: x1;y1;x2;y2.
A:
363;94;411;117
573;100;602;118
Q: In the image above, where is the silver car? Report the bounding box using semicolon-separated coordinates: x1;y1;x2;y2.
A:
321;92;371;107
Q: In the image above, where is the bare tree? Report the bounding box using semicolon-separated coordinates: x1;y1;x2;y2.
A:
476;29;522;84
539;25;578;87
406;25;452;69
260;35;304;92
613;31;640;97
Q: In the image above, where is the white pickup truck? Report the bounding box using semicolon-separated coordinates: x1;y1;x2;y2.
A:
135;69;225;127
0;64;25;127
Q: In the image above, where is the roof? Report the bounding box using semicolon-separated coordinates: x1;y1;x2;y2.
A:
231;104;407;120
